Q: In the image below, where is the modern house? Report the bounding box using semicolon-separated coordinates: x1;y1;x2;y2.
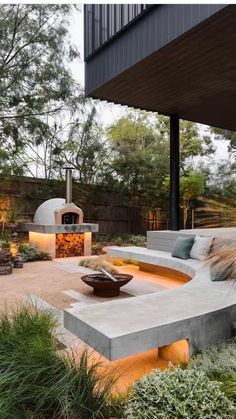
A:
84;4;236;230
63;4;236;362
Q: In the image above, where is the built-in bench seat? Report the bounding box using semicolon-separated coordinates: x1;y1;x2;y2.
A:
64;230;236;360
107;245;203;278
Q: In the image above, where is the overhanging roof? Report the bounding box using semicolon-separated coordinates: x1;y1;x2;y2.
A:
85;5;236;131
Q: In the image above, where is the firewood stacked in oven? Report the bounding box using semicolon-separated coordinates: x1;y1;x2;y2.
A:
56;233;84;258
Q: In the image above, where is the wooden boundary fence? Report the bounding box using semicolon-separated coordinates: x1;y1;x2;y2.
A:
0;176;147;235
0;176;234;234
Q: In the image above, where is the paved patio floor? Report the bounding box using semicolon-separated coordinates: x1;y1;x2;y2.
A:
0;256;187;392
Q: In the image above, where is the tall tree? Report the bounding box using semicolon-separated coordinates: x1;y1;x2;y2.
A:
107;112;214;209
211;127;236;154
153;115;214;170
107;112;169;208
0;4;81;175
207;160;236;199
47;105;109;183
180;171;206;229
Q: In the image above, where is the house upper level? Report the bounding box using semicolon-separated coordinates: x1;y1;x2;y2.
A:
84;4;236;131
84;4;152;59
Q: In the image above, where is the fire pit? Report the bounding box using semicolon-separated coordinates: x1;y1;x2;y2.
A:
81;273;133;297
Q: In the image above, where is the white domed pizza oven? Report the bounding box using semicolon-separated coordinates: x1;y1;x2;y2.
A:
20;169;98;258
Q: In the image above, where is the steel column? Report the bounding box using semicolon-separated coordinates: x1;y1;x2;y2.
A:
170;114;180;230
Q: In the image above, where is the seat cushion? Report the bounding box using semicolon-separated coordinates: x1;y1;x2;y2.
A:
171;236;195;260
190;235;214;260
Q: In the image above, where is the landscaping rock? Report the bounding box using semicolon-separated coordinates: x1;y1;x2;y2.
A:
0;263;12;275
0;249;11;264
14;254;24;268
0;249;13;275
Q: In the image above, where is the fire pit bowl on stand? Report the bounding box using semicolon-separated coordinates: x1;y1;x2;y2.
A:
81;273;133;297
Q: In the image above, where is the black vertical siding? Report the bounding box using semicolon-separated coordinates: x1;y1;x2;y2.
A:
84;4;226;96
84;4;152;59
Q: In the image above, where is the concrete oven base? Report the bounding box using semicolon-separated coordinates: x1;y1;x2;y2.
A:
20;223;98;234
20;222;98;259
29;231;93;259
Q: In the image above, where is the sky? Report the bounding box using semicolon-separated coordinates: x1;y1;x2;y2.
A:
69;6;229;163
69;7;126;126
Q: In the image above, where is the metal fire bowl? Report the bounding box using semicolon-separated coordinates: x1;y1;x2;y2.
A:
81;273;133;297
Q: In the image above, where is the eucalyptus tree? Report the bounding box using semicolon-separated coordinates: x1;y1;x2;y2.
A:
0;4;81;176
107;111;215;209
211;127;236;155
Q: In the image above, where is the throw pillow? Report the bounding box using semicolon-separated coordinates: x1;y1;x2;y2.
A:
190;235;214;260
171;236;195;260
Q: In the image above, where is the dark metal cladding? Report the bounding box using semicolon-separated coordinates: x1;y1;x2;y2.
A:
84;4;152;59
84;4;226;95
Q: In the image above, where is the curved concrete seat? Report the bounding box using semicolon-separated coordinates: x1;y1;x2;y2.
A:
107;245;201;278
64;241;236;361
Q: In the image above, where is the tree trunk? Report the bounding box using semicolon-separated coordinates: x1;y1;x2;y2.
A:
183;207;188;229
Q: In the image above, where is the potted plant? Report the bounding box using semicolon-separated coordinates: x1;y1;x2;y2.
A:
0;209;8;236
7;207;22;232
0;232;12;275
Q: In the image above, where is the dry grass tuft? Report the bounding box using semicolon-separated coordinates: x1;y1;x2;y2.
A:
79;256;119;274
209;243;236;278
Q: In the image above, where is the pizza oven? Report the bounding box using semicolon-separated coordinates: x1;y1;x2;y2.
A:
20;168;98;258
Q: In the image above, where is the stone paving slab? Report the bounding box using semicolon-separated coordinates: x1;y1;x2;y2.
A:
24;294;83;348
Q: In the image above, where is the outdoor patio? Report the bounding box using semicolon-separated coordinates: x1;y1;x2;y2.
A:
0;3;236;417
0;256;189;391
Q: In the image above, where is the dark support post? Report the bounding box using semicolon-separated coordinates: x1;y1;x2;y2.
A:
170;114;180;231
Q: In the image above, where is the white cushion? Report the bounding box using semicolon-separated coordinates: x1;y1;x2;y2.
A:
190;235;214;260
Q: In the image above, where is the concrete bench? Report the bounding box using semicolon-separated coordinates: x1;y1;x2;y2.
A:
64;229;236;360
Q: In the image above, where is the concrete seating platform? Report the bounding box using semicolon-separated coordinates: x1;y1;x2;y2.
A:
64;230;236;360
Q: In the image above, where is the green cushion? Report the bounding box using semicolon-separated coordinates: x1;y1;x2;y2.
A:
171;236;195;260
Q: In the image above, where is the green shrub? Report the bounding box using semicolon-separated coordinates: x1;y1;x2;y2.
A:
92;242;104;255
188;339;236;404
19;243;51;262
220;372;236;404
91;234;146;256
7;206;22;223
125;367;234;419
0;231;11;248
189;338;236;379
0;306;117;418
126;235;146;246
111;234;146;247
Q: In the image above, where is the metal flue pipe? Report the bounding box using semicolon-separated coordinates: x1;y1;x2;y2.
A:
65;168;73;204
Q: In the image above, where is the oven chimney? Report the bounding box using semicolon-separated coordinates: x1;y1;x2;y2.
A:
65;168;73;204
